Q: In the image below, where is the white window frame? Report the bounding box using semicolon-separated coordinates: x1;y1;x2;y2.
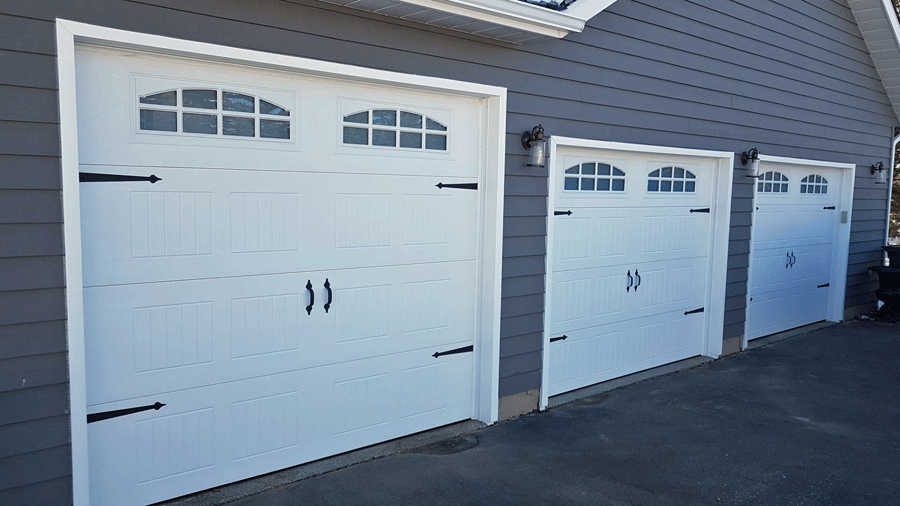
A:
540;136;735;410
57;19;506;506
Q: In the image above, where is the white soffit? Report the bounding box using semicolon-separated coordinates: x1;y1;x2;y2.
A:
849;0;900;121
317;0;618;42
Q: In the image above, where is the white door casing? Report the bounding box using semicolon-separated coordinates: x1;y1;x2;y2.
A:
58;20;506;506
541;138;734;408
744;156;855;343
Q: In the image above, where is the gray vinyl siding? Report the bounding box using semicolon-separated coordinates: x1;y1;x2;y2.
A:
0;0;894;502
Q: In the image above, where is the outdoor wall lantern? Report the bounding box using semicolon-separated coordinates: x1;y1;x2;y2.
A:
741;147;760;176
522;124;546;167
872;161;888;184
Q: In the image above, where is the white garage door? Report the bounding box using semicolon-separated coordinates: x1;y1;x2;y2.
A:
747;160;847;340
76;46;485;505
545;143;730;398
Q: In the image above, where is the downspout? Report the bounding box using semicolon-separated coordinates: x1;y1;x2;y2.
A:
887;133;899;255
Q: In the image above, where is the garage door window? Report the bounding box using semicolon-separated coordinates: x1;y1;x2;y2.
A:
800;175;828;194
647;166;696;192
342;109;448;151
757;171;789;193
139;88;291;140
563;163;625;191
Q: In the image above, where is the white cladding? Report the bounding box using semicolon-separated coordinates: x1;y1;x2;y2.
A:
76;46;484;505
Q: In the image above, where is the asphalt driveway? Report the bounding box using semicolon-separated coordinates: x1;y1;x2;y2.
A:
190;321;900;506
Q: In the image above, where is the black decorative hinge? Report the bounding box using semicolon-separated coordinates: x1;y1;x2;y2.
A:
550;335;568;343
87;402;165;423
684;307;705;315
80;172;161;184
554;210;572;216
690;208;710;213
823;206;836;210
432;345;474;358
436;182;477;190
818;283;830;288
745;174;762;178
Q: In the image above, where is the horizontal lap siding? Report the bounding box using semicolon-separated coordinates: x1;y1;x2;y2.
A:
0;10;71;505
0;0;893;500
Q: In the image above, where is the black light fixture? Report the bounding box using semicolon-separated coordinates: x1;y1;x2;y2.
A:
741;147;760;177
521;124;546;167
872;161;888;184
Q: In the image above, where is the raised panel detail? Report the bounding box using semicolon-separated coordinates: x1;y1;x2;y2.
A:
400;363;448;419
333;374;389;435
553;278;591;324
232;391;299;460
336;194;392;249
334;285;391;343
404;195;451;246
402;279;451;333
132;192;212;258
555;218;592;261
231;294;300;358
134;302;213;372
231;193;300;253
136;407;214;483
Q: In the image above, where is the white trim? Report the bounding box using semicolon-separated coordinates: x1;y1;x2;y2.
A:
57;20;506;506
539;136;734;410
742;154;856;348
887;134;899;248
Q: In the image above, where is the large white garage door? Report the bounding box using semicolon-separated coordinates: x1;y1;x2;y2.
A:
545;143;730;398
76;46;485;505
747;160;848;340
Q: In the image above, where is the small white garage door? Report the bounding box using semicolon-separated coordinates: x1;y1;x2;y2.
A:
746;159;850;340
544;141;731;398
76;46;487;505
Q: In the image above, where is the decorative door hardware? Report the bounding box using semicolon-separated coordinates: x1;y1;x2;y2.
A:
689;208;710;213
432;345;474;358
305;280;314;315
87;402;165;423
80;172;161;184
684;307;705;315
436;182;477;190
823;206;836;210
817;283;830;288
323;279;332;313
554;210;572;216
634;269;641;291
626;270;633;292
550;335;568;343
786;252;796;268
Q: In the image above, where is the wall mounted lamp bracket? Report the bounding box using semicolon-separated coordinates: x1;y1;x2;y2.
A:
522;124;546;167
871;161;888;184
741;147;760;178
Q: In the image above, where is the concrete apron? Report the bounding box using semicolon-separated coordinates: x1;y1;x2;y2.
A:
161;320;848;506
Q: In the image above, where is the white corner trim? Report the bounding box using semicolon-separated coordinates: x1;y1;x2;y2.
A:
539;136;734;410
56;20;90;506
887;134;899;247
879;0;900;47
57;20;506;506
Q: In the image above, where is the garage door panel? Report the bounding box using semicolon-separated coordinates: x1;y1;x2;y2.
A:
88;345;473;506
547;308;705;396
747;284;828;339
753;205;836;251
85;260;475;405
80;167;477;286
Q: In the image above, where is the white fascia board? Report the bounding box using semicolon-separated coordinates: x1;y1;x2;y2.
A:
758;154;856;170
392;0;616;37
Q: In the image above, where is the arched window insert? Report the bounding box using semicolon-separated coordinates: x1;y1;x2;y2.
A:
647;167;696;192
800;174;828;194
342;109;448;151
564;163;625;192
757;171;789;193
138;89;291;139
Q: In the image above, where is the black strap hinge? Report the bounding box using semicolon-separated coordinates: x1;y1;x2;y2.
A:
554;210;572;216
818;283;830;288
684;307;705;315
550;335;568;343
436;182;477;190
690;208;710;213
87;402;165;423
823;206;836;210
433;345;473;358
80;172;161;184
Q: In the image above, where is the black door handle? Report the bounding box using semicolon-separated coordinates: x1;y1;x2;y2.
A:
306;280;314;315
634;269;641;291
790;252;796;268
786;252;791;269
627;270;633;292
324;279;332;313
